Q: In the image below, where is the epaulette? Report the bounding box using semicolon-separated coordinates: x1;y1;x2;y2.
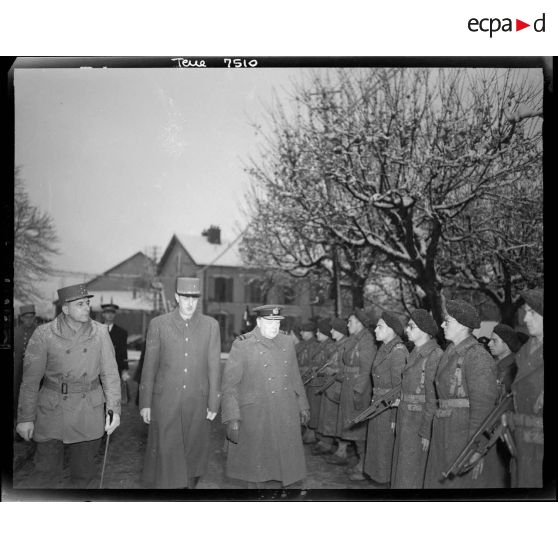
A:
236;334;250;341
394;342;406;351
279;330;289;335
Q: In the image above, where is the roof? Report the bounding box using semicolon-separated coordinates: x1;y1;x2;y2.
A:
174;233;244;267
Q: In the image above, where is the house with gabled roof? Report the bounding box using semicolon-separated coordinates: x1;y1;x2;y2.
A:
157;226;326;350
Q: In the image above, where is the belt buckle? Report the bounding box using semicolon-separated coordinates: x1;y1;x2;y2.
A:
61;382;68;395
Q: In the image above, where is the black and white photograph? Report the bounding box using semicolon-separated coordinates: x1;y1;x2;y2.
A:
3;56;551;503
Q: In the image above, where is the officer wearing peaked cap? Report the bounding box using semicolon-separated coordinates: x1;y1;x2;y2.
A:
14;305;38;416
139;277;221;489
16;284;121;488
221;304;310;488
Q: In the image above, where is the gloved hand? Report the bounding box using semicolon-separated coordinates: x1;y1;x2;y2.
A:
226;420;240;444
353;391;365;411
300;409;310;426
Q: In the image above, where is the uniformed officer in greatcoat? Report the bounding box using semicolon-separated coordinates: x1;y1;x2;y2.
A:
16;284;121;488
139;277;221;489
14;304;38;415
221;304;310;488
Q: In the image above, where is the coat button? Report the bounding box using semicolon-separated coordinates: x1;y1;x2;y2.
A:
183;385;186;389
185;338;189;342
264;364;268;367
66;349;70;354
284;360;287;364
185;353;188;357
184;368;188;373
271;390;276;394
268;378;272;381
83;348;87;352
284;387;287;390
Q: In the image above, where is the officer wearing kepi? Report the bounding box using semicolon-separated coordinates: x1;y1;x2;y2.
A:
221;304;310;489
16;284;121;488
14;304;38;415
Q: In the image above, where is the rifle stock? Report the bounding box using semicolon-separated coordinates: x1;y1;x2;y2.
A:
441;392;514;480
316;374;339;395
302;357;336;386
348;384;401;425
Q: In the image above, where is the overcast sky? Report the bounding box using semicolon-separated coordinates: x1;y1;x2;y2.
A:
15;66;313;278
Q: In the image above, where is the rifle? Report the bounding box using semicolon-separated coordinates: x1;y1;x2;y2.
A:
302;357;336;386
441;392;515;480
316;374;339;395
347;383;401;425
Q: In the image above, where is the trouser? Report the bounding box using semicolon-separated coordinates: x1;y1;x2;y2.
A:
28;438;102;488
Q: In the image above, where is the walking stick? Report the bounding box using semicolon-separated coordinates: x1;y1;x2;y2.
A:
99;410;114;489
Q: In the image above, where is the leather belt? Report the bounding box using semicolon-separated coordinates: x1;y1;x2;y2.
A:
402;393;425;404
513;413;543;429
43;376;101;394
439;398;470;409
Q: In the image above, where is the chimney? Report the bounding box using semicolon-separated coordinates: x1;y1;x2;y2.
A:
202;225;221;245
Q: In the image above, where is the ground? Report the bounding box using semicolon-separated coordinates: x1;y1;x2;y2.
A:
12;364;375;494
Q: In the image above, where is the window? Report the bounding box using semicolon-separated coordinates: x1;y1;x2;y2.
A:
244;278;263;303
214;277;234;302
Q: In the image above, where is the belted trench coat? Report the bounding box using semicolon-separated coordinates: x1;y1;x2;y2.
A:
391;339;442;488
17;314;121;444
424;336;499;488
363;336;408;484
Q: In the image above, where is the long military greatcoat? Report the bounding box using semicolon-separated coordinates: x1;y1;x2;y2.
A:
424;335;499;489
306;337;336;429
336;328;376;442
221;327;309;486
317;336;349;438
391;339;442;489
363;336;408;484
17;314;121;443
139;308;221;488
510;337;543;488
14;322;37;405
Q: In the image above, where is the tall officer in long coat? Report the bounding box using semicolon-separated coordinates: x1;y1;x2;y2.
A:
101;303;130;402
16;284;121;488
362;311;408;485
424;300;499;488
506;289;544;488
329;309;376;472
139;277;221;489
391;310;442;489
14;304;37;414
221;305;310;488
316;318;350;457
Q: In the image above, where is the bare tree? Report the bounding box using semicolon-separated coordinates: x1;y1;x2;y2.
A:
242;67;543;324
14;168;59;301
